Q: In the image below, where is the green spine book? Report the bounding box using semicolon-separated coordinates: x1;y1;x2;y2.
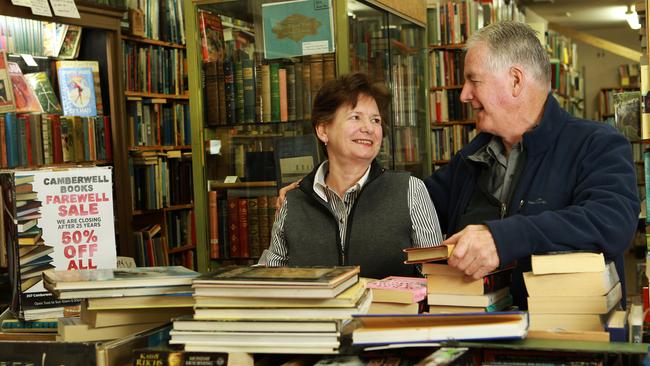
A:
234;61;244;123
294;62;304;121
270;63;280;122
242;59;255;124
286;63;296;121
261;64;271;122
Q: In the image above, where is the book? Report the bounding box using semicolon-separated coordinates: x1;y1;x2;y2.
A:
7;62;40;113
0;51;16;113
24;72;62;114
194;277;368;308
169;330;339;348
58;25;82;59
273;134;323;188
366;276;427;304
55;60;104;116
352;311;528;345
86;293;194;310
523;261;618;296
132;348;251;366
172;315;340;333
46;284;194;300
193;291;371;321
56;65;97;117
424;265;513;295
531;251;605;275
367;302;419;315
80;302;192;328
527;282;622;315
427;287;509;307
198;10;225;63
403;244;454;264
428;294;513;314
56;316;165;342
43;266;199;291
528;313;607;332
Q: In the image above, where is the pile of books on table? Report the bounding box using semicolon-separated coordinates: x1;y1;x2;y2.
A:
170;265;369;354
42;266;199;342
524;252;626;342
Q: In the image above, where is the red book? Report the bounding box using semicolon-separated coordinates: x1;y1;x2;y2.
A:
208;190;219;259
50;114;63;163
238;198;250;258
0;115;6;167
227;198;240;258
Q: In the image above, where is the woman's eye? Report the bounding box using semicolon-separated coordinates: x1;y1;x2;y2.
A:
371;118;381;124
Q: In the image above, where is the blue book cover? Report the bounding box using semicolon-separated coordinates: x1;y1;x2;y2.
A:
57;66;97;117
262;0;334;59
4;112;17;168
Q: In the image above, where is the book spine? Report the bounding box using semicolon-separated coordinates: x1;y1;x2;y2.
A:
238;197;249;258
223;59;236;125
242;59;255;124
278;67;288;122
208;190;219;259
261;64;271;122
227;198;240;258
270;63;280;122
234;61;244;123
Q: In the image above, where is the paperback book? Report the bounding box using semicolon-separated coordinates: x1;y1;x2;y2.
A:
0;51;16;113
57;65;97;117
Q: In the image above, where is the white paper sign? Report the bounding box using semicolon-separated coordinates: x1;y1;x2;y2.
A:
10;0;32;7
30;0;53;17
50;0;80;18
20;54;38;67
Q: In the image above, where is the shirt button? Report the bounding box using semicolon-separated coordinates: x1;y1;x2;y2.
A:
339;218;343;223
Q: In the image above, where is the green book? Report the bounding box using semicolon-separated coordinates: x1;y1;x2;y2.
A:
270;63;280;122
242;59;255;124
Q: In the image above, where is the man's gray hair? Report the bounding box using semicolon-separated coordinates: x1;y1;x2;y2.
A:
466;20;550;85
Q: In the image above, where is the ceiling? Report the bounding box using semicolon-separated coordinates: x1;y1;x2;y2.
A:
521;0;640;31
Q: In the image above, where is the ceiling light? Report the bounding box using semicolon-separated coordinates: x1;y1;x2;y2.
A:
626;4;641;30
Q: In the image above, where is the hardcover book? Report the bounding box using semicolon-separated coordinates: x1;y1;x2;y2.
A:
194;265;359;287
56;66;97;117
403;244;454;264
24;72;62;114
531;251;605;275
0;51;16;113
58;25;82;59
198;10;225;63
7;62;40;113
56;60;104;115
352;311;529;345
366;276;427;304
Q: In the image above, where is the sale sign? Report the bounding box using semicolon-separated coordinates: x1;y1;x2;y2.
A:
2;167;117;320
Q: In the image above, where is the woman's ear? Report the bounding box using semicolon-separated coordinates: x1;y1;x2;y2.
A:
315;122;328;145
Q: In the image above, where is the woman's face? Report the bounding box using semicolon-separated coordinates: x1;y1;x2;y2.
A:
316;94;383;165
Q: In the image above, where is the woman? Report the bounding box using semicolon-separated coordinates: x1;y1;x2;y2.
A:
259;72;442;278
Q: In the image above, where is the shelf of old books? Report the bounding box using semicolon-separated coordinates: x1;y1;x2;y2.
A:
120;0;197;270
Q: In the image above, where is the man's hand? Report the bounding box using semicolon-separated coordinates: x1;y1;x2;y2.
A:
275;180;300;211
444;224;500;280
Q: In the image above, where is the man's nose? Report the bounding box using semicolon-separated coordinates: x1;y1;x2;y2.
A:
460;82;471;103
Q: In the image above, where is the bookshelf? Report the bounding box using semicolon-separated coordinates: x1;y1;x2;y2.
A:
184;0;431;272
0;2;131;260
425;0;526;168
546;29;585;119
120;2;195;269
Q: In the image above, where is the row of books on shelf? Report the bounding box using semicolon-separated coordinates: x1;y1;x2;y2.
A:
124;0;186;44
130;150;193;211
392;127;422;164
429;48;464;88
0;16;82;58
619;63;640;87
550;60;584;100
133;210;196;269
389;54;420;128
198;9;336;126
429;88;476;123
426;0;524;46
547;31;578;69
203;54;336;126
126;98;191;147
431;124;477;161
1;55;103;117
208;192;276;261
0;112;112;168
122;41;188;96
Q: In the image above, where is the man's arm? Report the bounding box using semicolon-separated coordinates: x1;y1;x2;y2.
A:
489;130;639;266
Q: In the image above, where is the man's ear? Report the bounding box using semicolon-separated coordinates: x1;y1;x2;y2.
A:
510;66;524;97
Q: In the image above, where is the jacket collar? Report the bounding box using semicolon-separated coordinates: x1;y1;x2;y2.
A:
459;93;570;158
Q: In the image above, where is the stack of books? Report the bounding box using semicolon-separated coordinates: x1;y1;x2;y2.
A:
404;245;513;313
42;266;199;342
365;276;426;314
524;252;624;341
170;265;369;354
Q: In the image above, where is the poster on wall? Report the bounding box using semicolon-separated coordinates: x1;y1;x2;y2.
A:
2;166;116;320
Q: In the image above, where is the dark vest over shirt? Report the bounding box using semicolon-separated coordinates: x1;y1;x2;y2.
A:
285;164;415;279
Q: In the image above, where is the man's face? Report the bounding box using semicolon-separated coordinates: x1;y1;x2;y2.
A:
460;42;513;137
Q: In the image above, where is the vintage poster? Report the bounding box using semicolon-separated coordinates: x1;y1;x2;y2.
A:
3;166;116;320
262;0;334;59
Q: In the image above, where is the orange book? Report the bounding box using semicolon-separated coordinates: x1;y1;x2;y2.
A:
278;68;288;122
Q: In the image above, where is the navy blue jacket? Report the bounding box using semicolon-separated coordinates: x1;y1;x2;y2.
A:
424;95;640;309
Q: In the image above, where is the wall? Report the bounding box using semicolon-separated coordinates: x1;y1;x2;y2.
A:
576;27;641;120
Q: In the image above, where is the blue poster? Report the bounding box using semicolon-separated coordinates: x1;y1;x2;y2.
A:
262;0;335;59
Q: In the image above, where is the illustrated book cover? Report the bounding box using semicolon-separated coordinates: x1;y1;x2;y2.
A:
24;72;62;114
56;65;97;117
366;276;427;304
0;51;16;113
7;61;40;113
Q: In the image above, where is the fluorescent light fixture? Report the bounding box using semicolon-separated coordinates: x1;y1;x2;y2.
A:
626;4;641;30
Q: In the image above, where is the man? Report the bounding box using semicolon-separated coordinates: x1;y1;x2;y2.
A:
425;21;639;309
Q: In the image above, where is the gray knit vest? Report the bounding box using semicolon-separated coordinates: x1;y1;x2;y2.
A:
285;168;415;279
